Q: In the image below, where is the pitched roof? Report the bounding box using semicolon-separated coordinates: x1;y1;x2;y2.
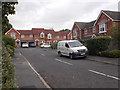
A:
17;30;33;34
74;20;96;30
32;28;44;34
44;29;55;34
103;10;120;21
75;22;87;30
84;20;96;29
54;31;70;36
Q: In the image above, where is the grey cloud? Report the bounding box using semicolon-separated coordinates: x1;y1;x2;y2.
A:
8;0;119;31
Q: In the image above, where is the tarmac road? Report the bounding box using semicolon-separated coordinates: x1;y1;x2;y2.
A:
15;48;119;88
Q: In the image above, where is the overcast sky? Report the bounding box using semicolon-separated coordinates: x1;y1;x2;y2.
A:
8;0;119;31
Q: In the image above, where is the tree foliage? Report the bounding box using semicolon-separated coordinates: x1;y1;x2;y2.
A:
60;29;70;32
111;25;120;49
2;2;18;34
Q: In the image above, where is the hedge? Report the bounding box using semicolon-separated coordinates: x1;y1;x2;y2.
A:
2;42;16;88
100;50;120;58
2;35;15;47
6;45;15;57
84;36;111;55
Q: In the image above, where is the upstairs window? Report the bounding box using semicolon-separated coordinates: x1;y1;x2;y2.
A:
73;29;78;38
30;34;33;38
21;34;25;38
57;36;60;39
47;33;52;39
92;27;96;33
99;23;106;33
64;36;66;39
10;32;16;39
40;32;44;38
99;19;107;33
84;28;87;35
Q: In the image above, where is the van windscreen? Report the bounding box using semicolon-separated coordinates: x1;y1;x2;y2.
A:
68;41;83;47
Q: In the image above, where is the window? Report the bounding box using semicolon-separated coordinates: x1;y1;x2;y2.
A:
64;36;66;39
99;23;106;33
84;29;87;35
92;27;96;33
40;32;44;38
65;43;69;48
47;33;52;39
73;29;78;38
21;34;25;38
30;34;33;38
57;36;60;39
10;33;16;39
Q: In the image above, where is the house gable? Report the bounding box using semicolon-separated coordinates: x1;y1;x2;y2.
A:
5;28;20;35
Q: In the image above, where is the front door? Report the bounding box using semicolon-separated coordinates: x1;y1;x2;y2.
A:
36;41;38;46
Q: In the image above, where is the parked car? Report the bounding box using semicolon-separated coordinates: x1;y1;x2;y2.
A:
40;43;51;48
57;40;88;59
29;43;36;47
22;43;29;48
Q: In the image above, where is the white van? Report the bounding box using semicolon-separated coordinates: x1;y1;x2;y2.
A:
57;40;88;59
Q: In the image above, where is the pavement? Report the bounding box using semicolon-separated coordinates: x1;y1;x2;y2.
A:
13;49;48;89
87;55;120;66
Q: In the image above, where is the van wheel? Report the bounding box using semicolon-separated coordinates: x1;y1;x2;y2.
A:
58;52;62;57
69;54;74;59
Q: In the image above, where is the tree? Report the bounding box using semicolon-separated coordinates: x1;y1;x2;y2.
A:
60;29;70;32
111;25;120;50
2;2;18;34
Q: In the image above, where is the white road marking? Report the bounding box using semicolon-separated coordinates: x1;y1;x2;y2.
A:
19;52;52;89
88;69;120;80
41;54;45;56
55;58;73;66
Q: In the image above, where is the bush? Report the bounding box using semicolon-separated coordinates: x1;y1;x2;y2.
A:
100;50;120;58
85;36;111;55
2;43;16;88
2;35;15;47
6;45;15;57
78;39;85;44
51;42;58;49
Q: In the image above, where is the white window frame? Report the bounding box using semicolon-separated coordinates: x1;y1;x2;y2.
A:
21;34;25;38
10;32;16;39
99;23;106;33
92;27;96;33
57;36;60;39
73;29;78;38
47;33;52;39
64;36;66;39
30;34;33;38
40;32;44;38
84;29;87;35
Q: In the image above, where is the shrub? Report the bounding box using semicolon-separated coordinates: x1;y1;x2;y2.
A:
77;39;85;44
2;35;15;47
2;43;16;88
51;42;58;49
85;36;111;55
100;50;120;58
6;45;15;57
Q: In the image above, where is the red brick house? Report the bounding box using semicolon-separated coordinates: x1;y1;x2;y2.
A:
72;21;96;39
71;10;120;39
94;10;120;36
5;28;71;47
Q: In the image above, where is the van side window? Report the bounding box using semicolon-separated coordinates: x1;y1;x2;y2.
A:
65;43;69;48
